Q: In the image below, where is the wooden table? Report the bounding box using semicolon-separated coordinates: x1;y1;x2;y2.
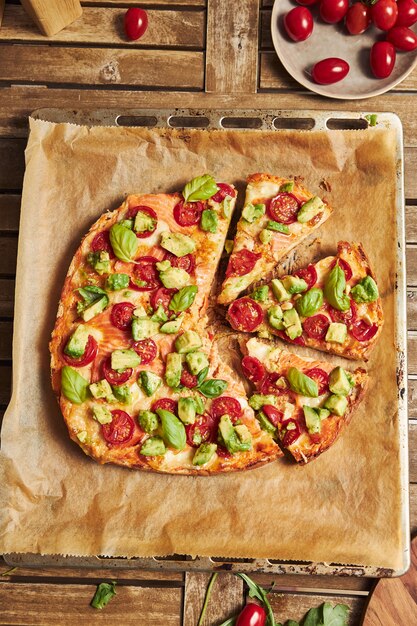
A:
0;1;416;624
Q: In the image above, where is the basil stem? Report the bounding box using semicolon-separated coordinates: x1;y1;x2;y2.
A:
196;573;218;626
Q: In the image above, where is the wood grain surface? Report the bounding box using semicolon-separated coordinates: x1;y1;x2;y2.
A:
0;0;416;624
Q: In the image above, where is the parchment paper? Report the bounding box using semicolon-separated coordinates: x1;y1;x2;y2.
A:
0;118;405;569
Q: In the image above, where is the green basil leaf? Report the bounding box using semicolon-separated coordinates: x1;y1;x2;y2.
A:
183;174;218;202
105;273;130;291
302;606;322;626
284;621;299;626
61;366;89;404
237;573;276;626
217;618;236;626
266;221;290;235
350;276;379;303
324;263;350;312
200;209;218;233
157;408;186;450
90;581;117;610
196;366;209;387
76;285;107;313
295;288;324;318
321;602;349;626
169;285;198;313
197;379;228;398
287;367;318;398
109;223;139;263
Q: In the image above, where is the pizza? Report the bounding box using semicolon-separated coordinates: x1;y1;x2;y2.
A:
50;175;281;474
227;241;383;361
240;337;368;464
217;173;333;305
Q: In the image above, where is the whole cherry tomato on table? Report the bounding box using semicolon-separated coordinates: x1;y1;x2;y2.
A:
283;7;314;42
371;0;399;30
124;8;148;41
320;0;349;24
236;603;267;626
311;58;350;84
395;0;417;27
387;26;417;51
370;41;396;78
345;2;372;34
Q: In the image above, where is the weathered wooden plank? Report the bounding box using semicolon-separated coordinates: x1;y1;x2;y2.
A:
0;6;205;48
0;366;11;405
407;246;417;286
261;8;273;49
82;0;206;5
409;423;417;482
407;205;417;242
252;572;371;592
410;380;417;417
0;237;18;274
183;572;243;626
409;290;417;330
0;279;14;317
409;333;417;375
206;0;259;93
267;592;365;626
411;484;417;533
0;138;25;190
0;320;13;360
0;45;204;89
0;194;20;231
259;51;417;92
0;582;182;625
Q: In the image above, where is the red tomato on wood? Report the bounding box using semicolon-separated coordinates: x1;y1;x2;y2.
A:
283;7;314;42
236;603;267;626
124;8;148;41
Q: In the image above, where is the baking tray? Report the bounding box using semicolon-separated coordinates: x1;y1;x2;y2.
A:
5;109;409;578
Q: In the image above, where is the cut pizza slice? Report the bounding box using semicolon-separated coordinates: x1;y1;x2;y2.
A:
240;337;368;464
227;241;383;361
217;173;333;305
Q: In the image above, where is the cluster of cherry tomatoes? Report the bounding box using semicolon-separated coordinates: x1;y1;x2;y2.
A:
283;0;417;84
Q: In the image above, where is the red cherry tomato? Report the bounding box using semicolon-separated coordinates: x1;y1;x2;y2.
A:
345;2;372;34
163;251;196;274
91;230;115;259
241;356;265;383
328;300;357;325
125;206;158;239
226;249;261;278
124;8;148;41
283;7;314;42
331;258;353;282
370;41;396;78
260;373;290;396
371;0;399;30
305;367;329;395
211;183;236;203
63;335;98;367
110;302;135;330
312;58;350;84
387;26;417;50
236;603;267;626
267;193;300;224
152;398;178;414
174;200;204;227
296;0;319;4
396;0;417;26
151;287;177;314
263;404;283;426
295;264;317;290
211;396;242;421
102;410;135;445
185;413;217;447
320;0;349;23
216;445;232;458
102;356;132;385
227;297;264;332
303;314;330;340
132;338;157;365
281;420;301;447
275;330;306;346
130;256;161;291
350;319;379;341
180;367;198;389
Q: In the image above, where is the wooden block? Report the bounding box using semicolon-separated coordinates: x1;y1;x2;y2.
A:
19;0;82;37
0;366;11;404
0;194;21;231
409;290;417;330
0;280;15;318
183;572;243;626
0;239;18;276
407;206;417;243
268;591;365;626
0;0;5;27
410;380;417;417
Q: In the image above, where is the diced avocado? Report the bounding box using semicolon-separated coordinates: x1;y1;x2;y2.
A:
132;318;160;341
87;251;111;276
267;304;284;330
251;285;269;302
225;239;234;254
77;431;88;443
325;322;347;344
64;325;89;358
185;351;209;375
165;352;182;388
271;279;291;302
257;329;274;340
317;408;330;421
193;395;205;415
106;273;129;291
297;196;325;223
89;379;113;400
134;304;148;319
151;305;168;323
134;210;157;234
259;229;273;245
248;394;278;411
283;308;302;340
111;349;141;371
175;330;202;354
242;202;265;223
324;394;348;417
112;384;132;404
265;221;290;235
160;316;184;334
257;410;277;436
218;415;252;454
178;397;196;425
351;275;379;304
156;260;171;273
92;404;113;425
140;436;166;457
138;410;158;433
235;424;252;445
303;406;321;435
160;231;196;257
81;295;108;322
159;267;190;289
119;218;133;230
329;366;352;396
201;209;218;233
139;371;162;397
279;181;294;192
222;196;233;219
282;275;308;294
193;443;217;466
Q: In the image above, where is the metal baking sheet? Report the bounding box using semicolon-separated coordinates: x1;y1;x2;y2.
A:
6;109;408;578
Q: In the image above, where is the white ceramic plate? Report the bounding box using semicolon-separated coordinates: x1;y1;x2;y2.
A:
271;0;417;99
